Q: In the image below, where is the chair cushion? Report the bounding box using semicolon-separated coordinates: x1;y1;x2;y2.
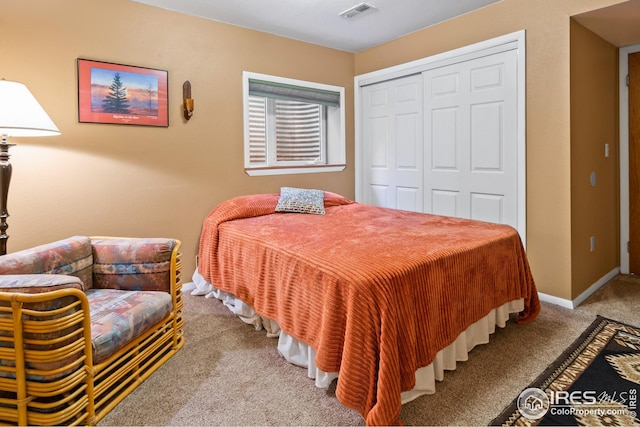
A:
86;288;172;364
91;238;176;291
0;236;93;290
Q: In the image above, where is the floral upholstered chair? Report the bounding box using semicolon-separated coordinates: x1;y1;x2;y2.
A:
0;236;184;425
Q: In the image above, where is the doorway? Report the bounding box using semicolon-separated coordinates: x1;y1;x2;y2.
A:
620;44;640;274
629;52;640;272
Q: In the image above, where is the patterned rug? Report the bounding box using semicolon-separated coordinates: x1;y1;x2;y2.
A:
491;316;640;426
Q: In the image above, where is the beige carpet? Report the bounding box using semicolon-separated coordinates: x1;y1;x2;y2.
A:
99;274;640;426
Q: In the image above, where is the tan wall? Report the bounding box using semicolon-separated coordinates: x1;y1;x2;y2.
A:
355;0;628;300
569;20;619;297
2;0;631;301
1;0;355;276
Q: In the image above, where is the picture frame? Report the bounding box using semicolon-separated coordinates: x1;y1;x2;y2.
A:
77;58;168;127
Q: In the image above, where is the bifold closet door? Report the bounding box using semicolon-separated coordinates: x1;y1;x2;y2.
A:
361;74;424;212
423;49;518;227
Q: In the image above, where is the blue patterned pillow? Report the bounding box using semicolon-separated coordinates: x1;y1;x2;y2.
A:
275;187;325;215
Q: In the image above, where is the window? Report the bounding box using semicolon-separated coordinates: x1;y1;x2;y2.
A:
243;72;346;176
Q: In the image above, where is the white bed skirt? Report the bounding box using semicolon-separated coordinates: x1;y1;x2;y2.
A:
186;270;524;404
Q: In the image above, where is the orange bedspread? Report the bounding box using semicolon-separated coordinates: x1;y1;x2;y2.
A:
198;193;540;426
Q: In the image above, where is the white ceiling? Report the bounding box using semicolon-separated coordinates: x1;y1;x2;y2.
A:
131;0;501;52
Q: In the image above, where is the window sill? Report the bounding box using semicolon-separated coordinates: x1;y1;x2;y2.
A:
245;164;346;176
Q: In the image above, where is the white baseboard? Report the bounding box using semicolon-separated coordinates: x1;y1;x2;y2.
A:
537;267;620;310
537;292;574;309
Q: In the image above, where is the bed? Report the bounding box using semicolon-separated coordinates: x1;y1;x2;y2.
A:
195;190;540;426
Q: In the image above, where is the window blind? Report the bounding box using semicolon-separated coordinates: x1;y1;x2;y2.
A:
248;79;340;108
248;96;267;163
274;100;322;162
248;96;324;164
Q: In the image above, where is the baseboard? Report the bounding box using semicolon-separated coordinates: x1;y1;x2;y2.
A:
537;292;574;309
537;267;620;310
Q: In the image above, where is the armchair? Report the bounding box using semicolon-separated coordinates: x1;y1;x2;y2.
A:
0;236;184;425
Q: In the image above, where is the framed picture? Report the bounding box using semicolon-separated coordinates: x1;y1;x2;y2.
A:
77;58;168;127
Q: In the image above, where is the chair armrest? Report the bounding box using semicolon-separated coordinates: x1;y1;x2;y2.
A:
0;274;84;294
0;236;93;290
91;237;181;293
0;285;94;416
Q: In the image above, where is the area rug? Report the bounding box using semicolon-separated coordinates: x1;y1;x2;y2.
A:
491;316;640;426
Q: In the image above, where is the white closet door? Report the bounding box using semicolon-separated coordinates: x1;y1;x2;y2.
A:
361;74;423;212
423;49;518;227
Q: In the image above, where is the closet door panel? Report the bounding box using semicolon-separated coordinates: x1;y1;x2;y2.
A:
361;74;423;211
424;49;518;227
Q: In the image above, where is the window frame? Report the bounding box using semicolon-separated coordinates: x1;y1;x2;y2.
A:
242;71;346;176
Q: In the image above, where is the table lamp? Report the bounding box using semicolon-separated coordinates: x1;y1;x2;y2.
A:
0;79;61;255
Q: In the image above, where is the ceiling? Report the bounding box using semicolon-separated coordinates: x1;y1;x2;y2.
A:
131;0;501;53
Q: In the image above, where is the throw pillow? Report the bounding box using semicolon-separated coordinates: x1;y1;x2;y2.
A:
275;187;325;215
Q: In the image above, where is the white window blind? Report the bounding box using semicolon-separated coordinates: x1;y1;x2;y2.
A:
274;100;322;162
248;96;267;164
248;96;325;164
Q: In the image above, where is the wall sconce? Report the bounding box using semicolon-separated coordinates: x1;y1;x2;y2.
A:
0;79;60;255
183;81;194;120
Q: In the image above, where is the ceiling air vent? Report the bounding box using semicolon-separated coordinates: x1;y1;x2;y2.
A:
339;2;377;18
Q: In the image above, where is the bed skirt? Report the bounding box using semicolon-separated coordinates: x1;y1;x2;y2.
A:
187;270;524;404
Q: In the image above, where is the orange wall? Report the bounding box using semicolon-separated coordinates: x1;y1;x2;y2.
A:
570;20;619;297
1;0;354;276
355;0;628;300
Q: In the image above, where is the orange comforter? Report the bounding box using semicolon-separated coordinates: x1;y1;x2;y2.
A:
198;193;540;426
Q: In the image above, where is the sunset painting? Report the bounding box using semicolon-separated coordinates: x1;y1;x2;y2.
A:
77;59;168;127
90;68;158;115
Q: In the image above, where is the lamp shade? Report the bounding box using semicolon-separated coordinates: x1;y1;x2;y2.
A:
0;79;60;138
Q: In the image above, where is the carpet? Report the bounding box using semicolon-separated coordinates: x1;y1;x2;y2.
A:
491;316;640;426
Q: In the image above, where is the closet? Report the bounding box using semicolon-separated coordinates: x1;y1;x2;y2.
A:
356;31;525;242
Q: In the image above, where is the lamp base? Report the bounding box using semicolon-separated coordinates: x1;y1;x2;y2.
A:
0;139;15;256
